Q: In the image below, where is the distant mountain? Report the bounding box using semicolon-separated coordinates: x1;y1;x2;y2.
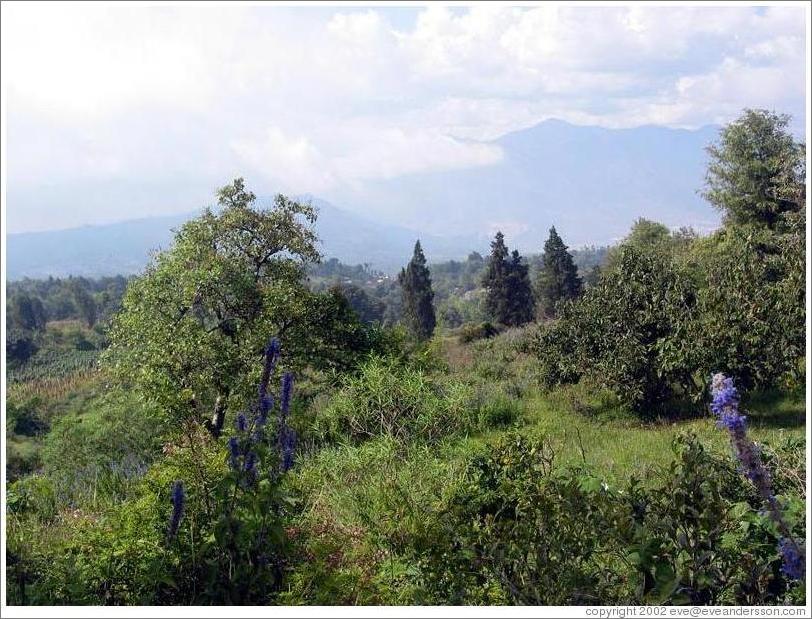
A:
6;198;480;280
327;119;722;249
6;119;723;279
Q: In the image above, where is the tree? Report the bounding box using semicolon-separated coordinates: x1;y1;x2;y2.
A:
106;178;374;436
9;293;47;332
505;250;535;326
535;227;582;318
398;240;436;340
482;232;535;327
533;246;699;414
332;283;386;324
483;232;511;324
71;280;97;327
704;109;805;228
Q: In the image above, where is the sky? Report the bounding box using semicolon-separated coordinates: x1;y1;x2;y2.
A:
2;3;808;233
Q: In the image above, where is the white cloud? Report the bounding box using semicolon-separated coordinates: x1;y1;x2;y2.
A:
2;3;807;231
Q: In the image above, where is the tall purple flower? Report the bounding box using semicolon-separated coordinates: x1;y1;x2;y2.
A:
235;411;248;432
166;480;185;540
279;426;297;473
710;373;805;582
280;372;294;420
258;337;281;401
227;436;241;470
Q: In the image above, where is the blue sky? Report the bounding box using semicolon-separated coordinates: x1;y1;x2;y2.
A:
3;3;807;232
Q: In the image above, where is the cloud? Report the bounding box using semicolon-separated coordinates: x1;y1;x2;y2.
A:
2;4;807;231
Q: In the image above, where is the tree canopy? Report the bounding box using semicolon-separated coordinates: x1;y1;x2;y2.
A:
704;109;805;228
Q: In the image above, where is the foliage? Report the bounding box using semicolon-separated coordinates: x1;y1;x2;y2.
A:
533;246;699;413
690;223;805;392
457;321;499;344
332;283;386;324
309;356;517;445
703;109;805;228
535;226;583;318
398;241;436;341
415;432;804;605
482;232;535;327
105;178;376;436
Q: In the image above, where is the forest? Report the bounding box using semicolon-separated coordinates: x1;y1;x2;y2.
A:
5;109;807;605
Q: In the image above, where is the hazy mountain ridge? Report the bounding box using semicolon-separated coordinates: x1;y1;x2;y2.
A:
6;119;722;280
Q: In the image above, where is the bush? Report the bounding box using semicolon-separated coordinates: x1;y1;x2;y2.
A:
531;246;699;414
691;227;805;392
310;357;477;443
457;321;499;344
413;433;805;605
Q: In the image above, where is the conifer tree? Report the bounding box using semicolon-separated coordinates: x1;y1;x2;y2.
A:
483;232;510;323
505;249;535;326
483;232;535;327
398;240;436;340
536;226;582;318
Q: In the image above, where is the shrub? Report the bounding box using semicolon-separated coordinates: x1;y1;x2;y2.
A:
691;227;805;392
413;432;805;605
457;321;499;344
310;356;477;443
531;246;699;414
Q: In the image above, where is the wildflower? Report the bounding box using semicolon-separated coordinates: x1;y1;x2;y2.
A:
779;538;805;581
258;337;281;400
280;426;297;473
710;373;805;582
227;436;241;470
166;480;185;540
244;451;258;484
257;394;274;426
235;412;248;432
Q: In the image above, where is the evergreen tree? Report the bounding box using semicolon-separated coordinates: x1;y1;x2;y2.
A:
398;240;436;340
505;249;535;326
536;226;583;318
483;232;510;323
483;232;535;327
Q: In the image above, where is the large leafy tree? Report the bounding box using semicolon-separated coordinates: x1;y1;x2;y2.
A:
483;232;535;327
703;109;805;228
535;226;582;318
106;178;371;436
398;240;436;340
533;246;699;414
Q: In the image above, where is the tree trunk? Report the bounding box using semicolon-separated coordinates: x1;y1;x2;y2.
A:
208;395;228;438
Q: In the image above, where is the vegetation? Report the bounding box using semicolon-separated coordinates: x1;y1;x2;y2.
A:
5;109;807;606
482;232;535;327
535;226;582;318
398;241;436;341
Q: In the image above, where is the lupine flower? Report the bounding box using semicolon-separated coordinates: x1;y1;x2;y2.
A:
779;538;805;581
279;426;297;473
166;480;185;540
228;436;241;470
257;394;274;426
710;373;805;582
258;337;281;400
236;412;248;432
243;450;258;484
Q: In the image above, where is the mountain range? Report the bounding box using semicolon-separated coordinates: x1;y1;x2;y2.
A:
6;119;722;280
